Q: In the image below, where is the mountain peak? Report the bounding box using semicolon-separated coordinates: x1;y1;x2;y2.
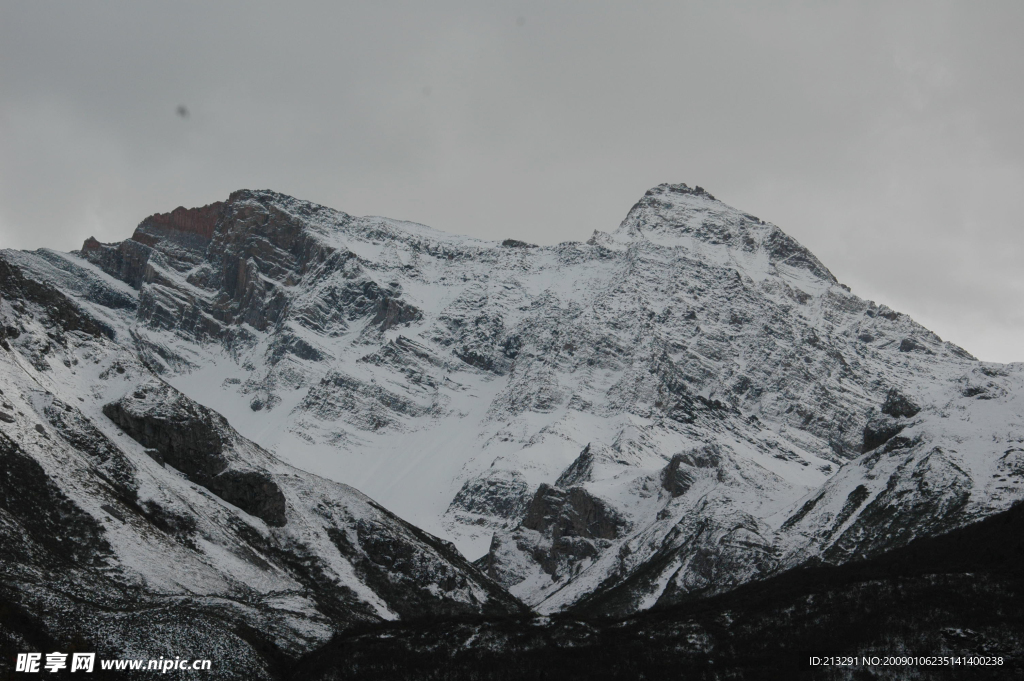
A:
648;182;718;201
108;189;332;255
615;183;837;284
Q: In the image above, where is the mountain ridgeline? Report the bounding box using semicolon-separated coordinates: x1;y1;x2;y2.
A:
1;183;1021;678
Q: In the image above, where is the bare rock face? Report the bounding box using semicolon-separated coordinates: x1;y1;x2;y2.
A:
79;203;223;290
136;202;224;244
373;296;423;331
104;382;287;526
205;470;288;528
555;444;595;487
661;455;696;497
0;256;115;342
861;415;908;453
79;191;422;353
661;444;724;497
479;483;630;589
448;471;531;521
881;387;921;418
522;484;628;543
103;383;227;478
861;389;922;453
81;237;155;289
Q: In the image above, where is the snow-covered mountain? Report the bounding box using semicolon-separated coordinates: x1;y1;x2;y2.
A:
2;183;1021;643
0;246;522;676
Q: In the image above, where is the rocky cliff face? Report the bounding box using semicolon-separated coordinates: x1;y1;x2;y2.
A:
2;181;1021;644
102;381;289;527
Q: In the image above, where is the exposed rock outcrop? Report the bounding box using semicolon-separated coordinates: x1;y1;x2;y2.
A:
521;484;628;543
103;381;287;526
135;202;223;244
881;387;921;418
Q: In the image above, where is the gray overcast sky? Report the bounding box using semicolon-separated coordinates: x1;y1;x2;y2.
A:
1;1;1021;362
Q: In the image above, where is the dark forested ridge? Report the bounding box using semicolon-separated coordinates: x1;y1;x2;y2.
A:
290;502;1024;680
